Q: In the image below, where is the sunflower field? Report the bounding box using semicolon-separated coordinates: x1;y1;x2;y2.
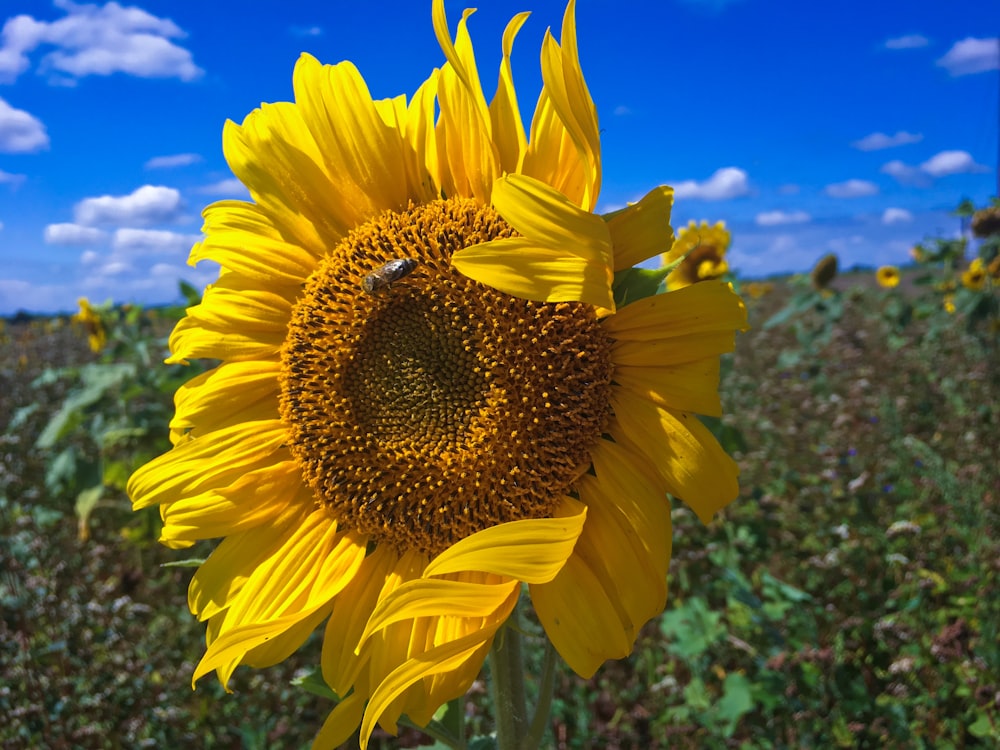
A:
2;239;997;749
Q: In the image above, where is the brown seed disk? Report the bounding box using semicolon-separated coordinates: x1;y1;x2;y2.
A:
279;198;613;556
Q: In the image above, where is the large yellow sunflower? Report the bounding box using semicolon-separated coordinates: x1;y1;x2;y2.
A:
662;219;731;290
127;2;747;747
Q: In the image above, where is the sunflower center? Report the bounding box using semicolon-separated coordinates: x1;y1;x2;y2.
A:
279;198;613;556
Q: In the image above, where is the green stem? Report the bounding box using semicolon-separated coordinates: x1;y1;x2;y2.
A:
524;636;558;749
489;606;528;750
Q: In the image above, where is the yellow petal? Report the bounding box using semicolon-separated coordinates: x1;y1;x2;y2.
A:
424;497;586;581
128;419;289;511
359;617;510;747
530;553;629;678
190;201;320;283
223;101;348;247
169;361;281;442
312;691;366;750
193;511;366;686
603;186;675;270
610;388;739;523
359;578;519;645
611;331;737;367
490;11;530;174
491;174;611;263
612;361;722;417
293;54;410;219
159;460;306;545
606;280;748;341
452;238;614;310
432;2;498;202
522;0;600;210
321;545;397;696
404;70;442;203
186;504;312;622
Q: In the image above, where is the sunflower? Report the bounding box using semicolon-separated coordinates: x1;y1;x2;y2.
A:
876;265;900;289
662;219;731;290
961;258;986;291
127;2;747;747
72;297;108;353
810;253;839;290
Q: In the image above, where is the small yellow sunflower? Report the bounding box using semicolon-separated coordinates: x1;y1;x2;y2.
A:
876;265;900;289
72;297;108;353
127;2;747;747
988;255;1000;279
743;281;774;300
943;294;956;314
961;258;986;291
662;220;731;290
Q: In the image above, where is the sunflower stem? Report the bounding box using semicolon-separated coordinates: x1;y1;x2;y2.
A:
489;606;528;750
524;637;558;748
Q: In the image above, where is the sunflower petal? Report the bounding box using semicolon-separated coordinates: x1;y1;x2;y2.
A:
192;511;366;685
604;186;675;270
359;578;519;645
490;12;530;174
170;361;281;442
312;691;366;750
128;419;289;511
422;498;586;581
432;2;498;202
613;361;722;417
610;388;739;523
607;280;748;340
530;553;629;678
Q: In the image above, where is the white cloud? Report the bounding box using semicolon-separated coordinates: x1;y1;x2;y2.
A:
778;184;800;195
0;168;26;188
885;34;929;50
74;185;183;226
755;210;811;226
881;149;988;185
0;221;4;231
0;0;203;84
145;152;201;169
824;179;879;198
851;130;923;151
936;37;999;76
882;208;913;225
289;25;323;37
673;167;750;200
195;177;249;197
613;105;632;116
44;222;108;245
112;228;198;254
919;149;988;177
0;97;49;153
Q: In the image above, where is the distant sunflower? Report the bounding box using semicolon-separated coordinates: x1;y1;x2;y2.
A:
127;2;747;748
662;220;731;290
811;253;839;290
876;266;900;289
961;258;986;291
72;298;107;353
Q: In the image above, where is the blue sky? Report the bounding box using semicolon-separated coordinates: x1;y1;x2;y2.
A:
0;0;997;315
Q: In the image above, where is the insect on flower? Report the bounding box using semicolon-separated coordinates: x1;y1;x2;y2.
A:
361;258;419;294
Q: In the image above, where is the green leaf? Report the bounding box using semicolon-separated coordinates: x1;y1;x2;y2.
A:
75;485;103;542
715;673;754;735
612;266;670;307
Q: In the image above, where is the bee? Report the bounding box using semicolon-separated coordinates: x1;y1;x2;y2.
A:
360;258;419;294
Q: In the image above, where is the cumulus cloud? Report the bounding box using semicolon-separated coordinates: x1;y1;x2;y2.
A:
824;179;879;198
885;34;929;50
882;149;987;185
851;130;923;151
0;168;26;188
882;208;913;225
111;228;198;254
673;167;750;200
145;152;201;169
919;150;988;177
936;37;999;76
755;210;811;226
0;97;49;152
194;177;249;197
0;0;203;84
613;105;632;116
73;185;183;226
44;223;108;245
